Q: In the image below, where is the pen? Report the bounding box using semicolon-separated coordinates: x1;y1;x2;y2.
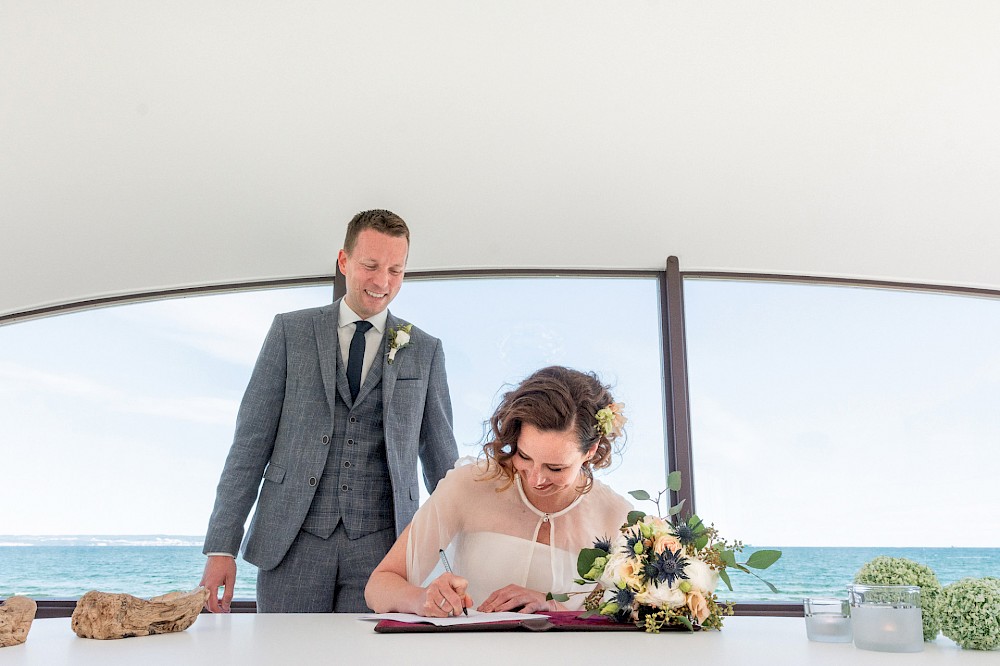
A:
438;549;468;615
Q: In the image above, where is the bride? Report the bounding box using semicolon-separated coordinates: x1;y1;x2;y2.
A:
364;366;632;616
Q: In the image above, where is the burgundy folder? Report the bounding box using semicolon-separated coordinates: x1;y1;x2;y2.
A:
373;610;688;633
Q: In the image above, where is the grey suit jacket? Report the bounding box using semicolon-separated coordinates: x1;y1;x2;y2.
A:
203;300;458;571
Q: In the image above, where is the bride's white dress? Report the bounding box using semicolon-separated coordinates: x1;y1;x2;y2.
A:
406;458;632;610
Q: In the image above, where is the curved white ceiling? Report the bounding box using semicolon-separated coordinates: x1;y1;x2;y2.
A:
3;2;1000;319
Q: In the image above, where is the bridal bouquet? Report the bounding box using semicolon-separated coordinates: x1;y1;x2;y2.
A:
561;472;781;633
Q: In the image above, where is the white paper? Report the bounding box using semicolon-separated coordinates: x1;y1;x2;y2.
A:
358;609;549;626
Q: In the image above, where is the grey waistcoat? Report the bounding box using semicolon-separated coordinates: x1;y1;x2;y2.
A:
301;343;394;540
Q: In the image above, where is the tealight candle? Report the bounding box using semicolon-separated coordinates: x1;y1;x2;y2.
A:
803;598;852;643
848;584;923;653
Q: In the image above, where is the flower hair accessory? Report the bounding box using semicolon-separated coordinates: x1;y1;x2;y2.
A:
387;323;412;365
595;402;627;440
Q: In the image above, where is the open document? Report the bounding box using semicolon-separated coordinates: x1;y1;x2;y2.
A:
359;609;549;627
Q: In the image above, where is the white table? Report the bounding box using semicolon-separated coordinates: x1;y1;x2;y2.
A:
0;614;993;665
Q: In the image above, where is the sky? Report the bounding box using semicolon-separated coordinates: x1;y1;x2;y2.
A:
1;277;998;547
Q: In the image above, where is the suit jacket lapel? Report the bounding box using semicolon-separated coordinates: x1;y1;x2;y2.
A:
314;302;352;411
380;311;400;415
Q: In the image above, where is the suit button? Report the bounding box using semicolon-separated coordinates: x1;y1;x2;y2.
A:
343;461;351;468
308;477;317;487
341;484;349;491
347;439;354;445
349;417;357;423
321;435;330;445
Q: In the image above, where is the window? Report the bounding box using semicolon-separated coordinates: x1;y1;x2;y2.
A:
392;276;666;502
683;278;1000;601
1;286;332;598
1;275;667;599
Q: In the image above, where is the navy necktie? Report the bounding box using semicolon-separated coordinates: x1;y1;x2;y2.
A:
347;320;373;400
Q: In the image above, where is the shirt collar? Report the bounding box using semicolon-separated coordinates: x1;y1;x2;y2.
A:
339;299;388;334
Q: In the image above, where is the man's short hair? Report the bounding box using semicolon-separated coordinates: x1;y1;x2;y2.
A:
344;209;410;254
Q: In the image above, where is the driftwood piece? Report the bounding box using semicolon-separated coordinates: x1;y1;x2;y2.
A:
0;596;37;648
71;588;209;640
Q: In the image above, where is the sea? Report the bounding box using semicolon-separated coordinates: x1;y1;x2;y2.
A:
1;536;997;602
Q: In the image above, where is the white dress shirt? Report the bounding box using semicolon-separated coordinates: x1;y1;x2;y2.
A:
337;299;388;388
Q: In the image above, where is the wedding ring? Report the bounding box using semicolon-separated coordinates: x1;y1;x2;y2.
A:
437;598;447;610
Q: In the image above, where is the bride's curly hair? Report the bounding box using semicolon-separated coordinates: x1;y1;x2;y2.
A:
481;366;625;494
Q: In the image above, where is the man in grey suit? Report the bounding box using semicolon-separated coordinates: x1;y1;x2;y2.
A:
200;209;459;613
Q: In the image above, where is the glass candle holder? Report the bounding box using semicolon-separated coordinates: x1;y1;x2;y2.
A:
804;597;852;642
848;584;923;653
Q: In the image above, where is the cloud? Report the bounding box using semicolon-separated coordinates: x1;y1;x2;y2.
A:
0;361;238;425
111;287;331;365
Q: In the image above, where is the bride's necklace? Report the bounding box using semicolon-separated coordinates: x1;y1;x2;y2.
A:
514;475;585;523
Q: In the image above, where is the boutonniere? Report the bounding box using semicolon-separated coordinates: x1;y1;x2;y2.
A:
387;323;412;364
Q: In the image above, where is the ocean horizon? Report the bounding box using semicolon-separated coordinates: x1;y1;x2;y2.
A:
2;536;997;602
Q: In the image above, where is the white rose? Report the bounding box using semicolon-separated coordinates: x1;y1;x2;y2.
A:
395;330;411;347
598;550;623;588
644;515;671;539
635;582;686;609
600;551;642;591
683;557;720;594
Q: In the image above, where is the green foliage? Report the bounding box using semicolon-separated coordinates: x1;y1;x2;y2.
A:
718;568;733;591
746;550;782;569
577;548;607;579
626;510;646;526
936;577;1000;650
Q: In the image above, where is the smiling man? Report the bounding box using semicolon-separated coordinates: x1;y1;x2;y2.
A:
200;209;458;613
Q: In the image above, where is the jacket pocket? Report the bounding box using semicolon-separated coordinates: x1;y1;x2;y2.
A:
263;462;286;484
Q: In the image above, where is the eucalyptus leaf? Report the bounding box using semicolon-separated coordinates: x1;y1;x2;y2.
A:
693;535;708;550
763;579;779;594
629;489;651;501
547;592;570;602
626;510;646;526
577;548;607;578
667;470;682;492
719;549;737;568
745;549;782;570
668;499;686;516
676;615;694;631
718;568;733;591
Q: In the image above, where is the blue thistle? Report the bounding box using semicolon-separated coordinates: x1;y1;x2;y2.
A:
612;587;636;622
643;549;690;587
624;532;644;559
593;535;613;553
672;517;704;547
614;586;636;609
